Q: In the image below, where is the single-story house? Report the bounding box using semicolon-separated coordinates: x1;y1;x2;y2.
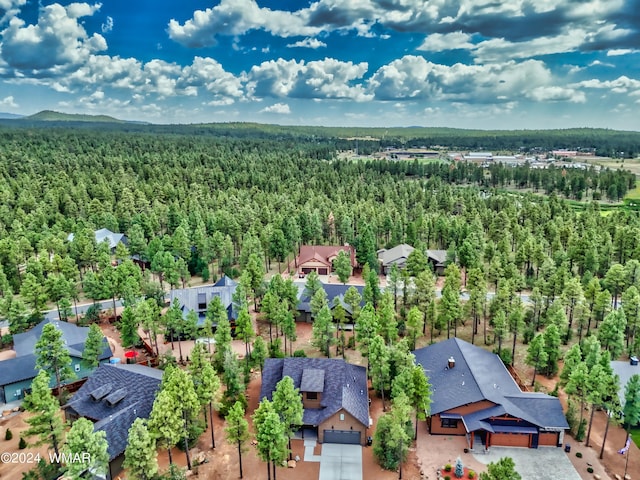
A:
611;357;640;410
295;245;357;276
377;243;414;275
296;283;364;323
0;319;112;403
168;276;238;328
68;228;128;254
426;249;448;276
413;338;568;450
260;357;370;445
64;363;163;480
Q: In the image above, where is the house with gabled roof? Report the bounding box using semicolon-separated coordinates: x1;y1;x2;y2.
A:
295;245;357;276
426;249;448;275
67;228;128;254
295;283;364;323
260;357;370;445
0;319;112;403
377;243;414;275
64;363;163;480
168;276;238;328
413;338;568;450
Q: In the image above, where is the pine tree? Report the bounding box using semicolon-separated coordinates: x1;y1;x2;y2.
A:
22;371;64;457
479;457;521;480
623;374;640;429
369;335;390;410
212;296;233;372
598;309;627;359
253;399;287;480
565;362;589;439
271;376;303;460
148;388;182;465
225;401;249;479
378;291;398;345
406;306;423;350
525;333;547;387
190;343;221;449
35;323;74;396
542;324;561;377
559;343;582;387
252;336;267;374
344;285;362;325
63;417;109;479
124;418;158;480
311;305;335;357
118;306;140;349
82;323;105;369
440;264;462;338
333;250;352;284
373;393;412;477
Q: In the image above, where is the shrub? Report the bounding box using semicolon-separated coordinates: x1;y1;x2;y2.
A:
492;347;512;366
468;471;475;479
576;418;587;442
444;463;452;472
575;452;582;458
444;476;451;480
18;437;27;449
587;467;594;473
293;349;307;357
1;334;13;347
5;428;12;440
82;304;101;325
347;335;356;349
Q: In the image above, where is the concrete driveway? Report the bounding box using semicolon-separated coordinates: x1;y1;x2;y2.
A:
319;444;363;480
473;447;581;480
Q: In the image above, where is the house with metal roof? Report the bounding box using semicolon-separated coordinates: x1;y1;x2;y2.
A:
0;319;112;404
168;276;238;327
413;338;568;450
64;363;163;480
260;357;370;445
377;243;414;275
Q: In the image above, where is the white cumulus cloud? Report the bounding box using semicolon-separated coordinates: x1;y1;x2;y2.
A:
286;37;327;49
0;94;17;107
260;102;291;114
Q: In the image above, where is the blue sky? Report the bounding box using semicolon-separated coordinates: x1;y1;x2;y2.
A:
0;0;639;129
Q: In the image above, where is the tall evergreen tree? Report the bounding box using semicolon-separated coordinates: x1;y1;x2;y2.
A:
22;371;64;457
271;376;304;460
124;418;158;480
525;333;548;387
82;323;105;369
35;323;74;396
225;401;249;479
63;417;109;479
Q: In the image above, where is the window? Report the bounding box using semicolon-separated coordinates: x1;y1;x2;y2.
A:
307;392;317;400
340;413;345;421
441;418;458;428
14;389;21;397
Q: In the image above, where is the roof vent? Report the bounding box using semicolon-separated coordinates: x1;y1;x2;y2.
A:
447;357;455;369
105;388;127;406
89;383;113;401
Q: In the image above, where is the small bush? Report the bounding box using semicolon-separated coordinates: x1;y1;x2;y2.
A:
587;467;594;473
5;428;12;440
444;476;451;480
293;349;307;357
1;334;13;347
468;471;475;479
347;335;356;349
444;463;452;472
18;437;27;449
575;452;582;458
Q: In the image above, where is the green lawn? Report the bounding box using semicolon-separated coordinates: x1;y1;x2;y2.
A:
624;182;640;201
631;426;640;448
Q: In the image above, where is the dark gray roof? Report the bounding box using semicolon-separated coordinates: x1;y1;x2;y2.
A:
300;369;325;393
169;282;238;326
260;358;369;428
426;249;447;265
377;244;414;266
64;364;163;460
0;320;112;386
413;338;568;430
297;284;364;315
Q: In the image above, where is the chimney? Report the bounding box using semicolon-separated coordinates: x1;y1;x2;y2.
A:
448;357;455;369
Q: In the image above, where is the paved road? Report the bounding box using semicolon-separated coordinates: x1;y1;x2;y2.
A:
43;299;124;321
473;446;581;480
319;444;362;480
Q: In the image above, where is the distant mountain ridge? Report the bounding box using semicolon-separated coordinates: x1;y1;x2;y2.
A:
0;112;23;119
24;110;127;123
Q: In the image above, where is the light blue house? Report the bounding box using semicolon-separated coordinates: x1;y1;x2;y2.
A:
0;319;112;403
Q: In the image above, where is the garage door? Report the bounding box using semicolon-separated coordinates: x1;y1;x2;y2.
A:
539;432;559;446
323;430;361;445
492;432;530;447
318;268;328;275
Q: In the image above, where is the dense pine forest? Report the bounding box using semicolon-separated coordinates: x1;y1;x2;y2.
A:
0;122;639;360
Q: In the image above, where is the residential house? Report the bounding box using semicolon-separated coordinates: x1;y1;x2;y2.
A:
260;357;370;445
168;276;238;328
413;338;568;450
426;249;448;276
295;245;357;276
67;228;128;254
296;283;364;323
0;319;112;403
64;363;163;480
377;243;414;275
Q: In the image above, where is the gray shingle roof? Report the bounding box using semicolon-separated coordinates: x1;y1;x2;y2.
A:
64;364;162;460
426;249;447;265
413;338;568;430
0;319;112;386
260;358;369;428
300;369;325;392
169;282;238;326
297;284;364;315
377;244;415;266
